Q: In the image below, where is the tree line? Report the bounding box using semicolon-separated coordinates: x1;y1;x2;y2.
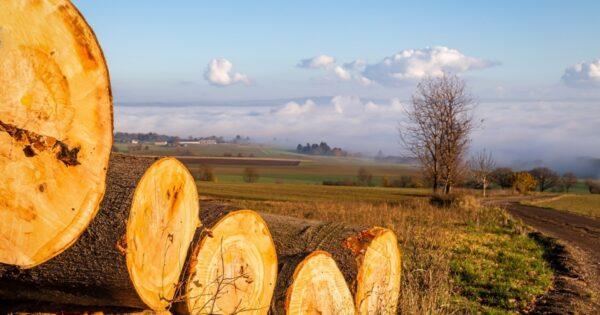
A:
296;142;347;156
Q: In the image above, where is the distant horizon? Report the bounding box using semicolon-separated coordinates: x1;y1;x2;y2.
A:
71;1;599;176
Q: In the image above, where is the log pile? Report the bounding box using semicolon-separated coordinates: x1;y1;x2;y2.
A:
0;0;402;314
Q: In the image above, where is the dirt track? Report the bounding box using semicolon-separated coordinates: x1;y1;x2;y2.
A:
503;202;600;313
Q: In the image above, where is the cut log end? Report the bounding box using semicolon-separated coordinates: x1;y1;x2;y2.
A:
0;0;112;267
183;210;277;314
353;228;402;314
126;158;200;311
285;251;355;315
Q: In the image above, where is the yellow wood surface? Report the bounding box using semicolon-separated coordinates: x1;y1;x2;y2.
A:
186;210;277;315
0;0;112;267
286;251;355;315
126;158;200;311
355;228;402;315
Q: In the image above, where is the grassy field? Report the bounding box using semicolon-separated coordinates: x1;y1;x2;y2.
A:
114;142;305;159
523;194;600;218
116;142;416;185
200;181;554;314
197;182;427;203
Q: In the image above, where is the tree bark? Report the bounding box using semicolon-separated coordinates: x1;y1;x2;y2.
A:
0;154;200;312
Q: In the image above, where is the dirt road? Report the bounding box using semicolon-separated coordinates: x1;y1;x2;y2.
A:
502;202;600;313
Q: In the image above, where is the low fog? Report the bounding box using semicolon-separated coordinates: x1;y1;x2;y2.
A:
115;96;600;178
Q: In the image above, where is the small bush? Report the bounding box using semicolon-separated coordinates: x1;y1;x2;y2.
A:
513;172;537;194
391;175;422;188
430;192;463;207
197;165;216;182
381;176;391;187
323;180;357;186
243;167;260;183
586;179;600;194
357;167;373;186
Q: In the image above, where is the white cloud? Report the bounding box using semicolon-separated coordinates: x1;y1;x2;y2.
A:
333;66;351;81
362;46;497;85
562;59;600;87
204;58;251;86
298;47;496;87
271;100;316;115
297;55;336;69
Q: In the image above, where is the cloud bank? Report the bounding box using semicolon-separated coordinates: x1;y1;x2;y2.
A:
562;59;600;87
204;58;250;86
298;46;497;86
115;97;599;165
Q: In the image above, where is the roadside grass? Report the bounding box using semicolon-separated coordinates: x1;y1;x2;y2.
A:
450;207;553;313
202;184;554;314
522;194;600;218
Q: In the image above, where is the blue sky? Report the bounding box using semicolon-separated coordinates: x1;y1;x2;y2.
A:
74;1;600;100
73;1;600;167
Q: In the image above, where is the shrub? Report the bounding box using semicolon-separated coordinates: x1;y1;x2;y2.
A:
585;179;600;194
430;192;464;207
323;180;357;186
490;167;514;188
243;167;260;183
357;167;373;186
381;176;391;187
389;175;422;188
197;165;216;182
513;172;537;194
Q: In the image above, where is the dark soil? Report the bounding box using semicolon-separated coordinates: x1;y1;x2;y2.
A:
504;202;600;314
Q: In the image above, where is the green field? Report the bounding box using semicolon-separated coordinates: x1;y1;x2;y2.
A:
523;194;600;218
116;142;417;185
198;181;427;203
114;142;303;158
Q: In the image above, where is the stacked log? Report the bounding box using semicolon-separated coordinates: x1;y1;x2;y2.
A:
0;154;201;311
0;0;113;268
174;209;278;315
200;203;402;315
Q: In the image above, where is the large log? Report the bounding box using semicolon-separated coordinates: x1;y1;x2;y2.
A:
0;0;113;267
200;202;402;314
174;208;278;315
280;250;355;315
0;154;200;311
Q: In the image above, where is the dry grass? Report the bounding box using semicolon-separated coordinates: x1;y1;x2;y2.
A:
203;194;553;314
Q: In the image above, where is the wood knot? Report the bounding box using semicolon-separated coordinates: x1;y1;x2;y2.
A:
116;234;127;255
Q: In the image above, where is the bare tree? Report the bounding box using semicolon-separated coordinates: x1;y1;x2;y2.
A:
529;167;559;192
400;74;476;194
561;172;578;193
469;149;496;197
